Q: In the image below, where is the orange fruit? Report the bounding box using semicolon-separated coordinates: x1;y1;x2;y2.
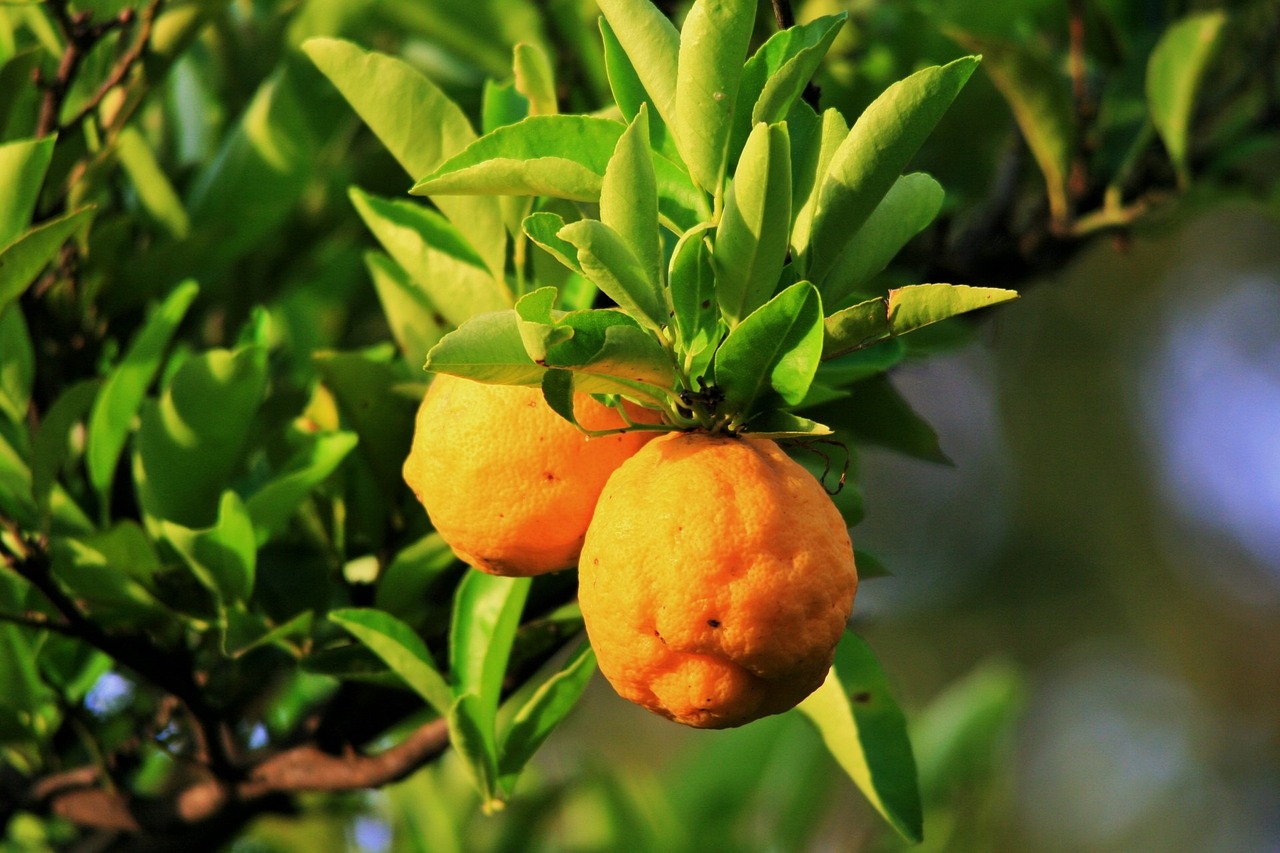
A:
403;374;658;576
578;431;857;728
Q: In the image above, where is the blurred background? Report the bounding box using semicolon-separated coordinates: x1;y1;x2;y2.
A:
4;0;1279;849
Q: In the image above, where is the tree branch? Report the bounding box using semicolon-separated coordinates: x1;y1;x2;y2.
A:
30;717;451;834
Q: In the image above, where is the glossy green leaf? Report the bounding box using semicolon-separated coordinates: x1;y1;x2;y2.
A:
497;642;596;782
790;108;847;258
731;14;846;160
947;31;1073;223
350;187;510;328
558;219;667;332
675;0;755;192
244;430;358;543
116;126;190;239
448;690;501;807
364;251;448;371
87;280;200;501
523;212;583;276
820;173;944;306
514;42;557;116
450;572;532;705
31;380;97;520
1146;11;1228;186
887;284;1019;335
482;79;530;134
600;16;672;152
595;0;680;130
0;136;55;248
668;223;720;365
601;107;662;289
330;608;451;715
715;122;792;325
742;410;832;439
412;116;623;202
303;37;506;276
805;58;979;282
134;347;268;528
0;207;95;312
714;281;823;422
822;298;891;359
797;631;923;843
162;491;256;604
425;311;545;386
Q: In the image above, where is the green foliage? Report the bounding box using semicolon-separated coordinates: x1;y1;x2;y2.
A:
0;0;1267;848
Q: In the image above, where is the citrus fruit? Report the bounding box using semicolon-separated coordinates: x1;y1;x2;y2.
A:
403;374;657;576
578;431;857;728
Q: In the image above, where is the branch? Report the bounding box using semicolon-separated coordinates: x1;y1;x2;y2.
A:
57;0;164;137
31;717;451;833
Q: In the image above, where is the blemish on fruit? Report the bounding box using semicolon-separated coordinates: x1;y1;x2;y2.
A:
543;471;556;481
707;619;720;628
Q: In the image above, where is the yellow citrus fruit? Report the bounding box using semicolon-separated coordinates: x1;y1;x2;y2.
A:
578;431;857;728
403;374;657;577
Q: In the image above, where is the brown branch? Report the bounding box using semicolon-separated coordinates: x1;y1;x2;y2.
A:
32;717;450;833
1067;0;1092;204
57;0;163;138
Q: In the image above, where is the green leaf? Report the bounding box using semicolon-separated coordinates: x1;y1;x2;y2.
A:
741;411;832;439
303;37;505;276
134;347;268;528
714;281;823;422
797;632;923;843
558;219;667;332
522;212;583;276
715;122;792;326
674;0;755;192
853;549;891;580
330;608;451;716
411;115;622;202
841;374;950;464
450;572;532;708
374;532;459;628
116;125;191;240
482;79;530;134
731;14;846;160
162;491;257;604
0;207;95;312
0;51;41;139
539;368;578;427
820;173;945;306
513;42;557;116
668;223;720;366
448;690;501;807
601;106;662;290
886;284;1019;335
805;57;979;282
599;16;672;153
32;380;98;521
51;524;170;627
790;108;847;258
1146;11;1228;186
0;136;56;248
86;280;200;502
822;285;1017;360
0;301;33;427
350;187;510;328
425;311;545;386
913;661;1025;801
946;31;1073;223
595;0;680;130
313;347;414;491
497;642;596;783
364;251;448;371
244;430;358;544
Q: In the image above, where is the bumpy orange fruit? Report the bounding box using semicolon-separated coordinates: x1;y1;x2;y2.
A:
578;431;857;728
403;374;656;576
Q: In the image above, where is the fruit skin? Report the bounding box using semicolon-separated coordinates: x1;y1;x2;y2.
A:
403;374;656;577
578;431;857;729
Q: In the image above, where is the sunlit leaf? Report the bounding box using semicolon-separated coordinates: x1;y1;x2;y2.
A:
0;207;95;312
1146;11;1229;186
330;608;451;715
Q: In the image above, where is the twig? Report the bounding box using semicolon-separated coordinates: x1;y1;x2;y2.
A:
57;0;163;137
1067;0;1092;203
31;716;451;833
